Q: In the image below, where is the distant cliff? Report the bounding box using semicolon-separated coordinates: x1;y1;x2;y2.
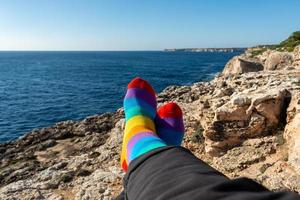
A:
164;48;246;53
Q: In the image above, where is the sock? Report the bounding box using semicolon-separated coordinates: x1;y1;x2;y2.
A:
155;102;185;146
121;77;166;171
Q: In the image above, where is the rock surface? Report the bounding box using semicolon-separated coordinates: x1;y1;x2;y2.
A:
1;48;300;199
294;45;300;67
222;56;264;75
284;92;300;172
265;51;294;70
205;86;291;156
223;44;300;74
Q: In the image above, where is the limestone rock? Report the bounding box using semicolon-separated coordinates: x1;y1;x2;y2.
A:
73;170;119;200
213;135;279;173
222;56;264;76
265;52;294;70
284;91;300;172
205;88;291;156
2;48;300;199
293;45;300;67
255;49;273;64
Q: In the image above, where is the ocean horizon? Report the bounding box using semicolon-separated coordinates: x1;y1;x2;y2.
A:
0;51;242;143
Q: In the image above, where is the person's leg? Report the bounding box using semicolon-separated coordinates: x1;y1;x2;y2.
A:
123;146;300;200
120;77;166;171
155;102;185;146
118;77;300;200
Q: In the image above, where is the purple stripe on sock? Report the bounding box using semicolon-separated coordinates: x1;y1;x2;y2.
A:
125;88;156;109
156;117;184;132
126;132;156;160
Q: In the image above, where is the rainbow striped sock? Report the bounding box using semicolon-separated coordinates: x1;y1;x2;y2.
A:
155;102;185;146
121;77;166;171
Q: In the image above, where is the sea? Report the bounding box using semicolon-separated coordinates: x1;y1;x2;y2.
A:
0;51;242;143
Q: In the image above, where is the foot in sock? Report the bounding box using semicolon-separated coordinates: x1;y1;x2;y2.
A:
155;102;185;146
121;77;166;171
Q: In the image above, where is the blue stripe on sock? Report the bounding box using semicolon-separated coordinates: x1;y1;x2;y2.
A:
125;106;155;122
157;128;183;146
130;137;166;161
134;142;166;160
124;98;156;120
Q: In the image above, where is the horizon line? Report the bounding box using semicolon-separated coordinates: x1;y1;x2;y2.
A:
0;47;249;52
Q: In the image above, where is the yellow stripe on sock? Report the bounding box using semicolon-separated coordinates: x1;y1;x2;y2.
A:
121;116;156;167
125;115;156;135
120;125;153;164
121;125;154;163
124;126;154;144
120;140;127;166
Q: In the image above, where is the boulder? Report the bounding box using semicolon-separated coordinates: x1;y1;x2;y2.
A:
265;52;294;70
213;135;279;173
283;91;300;172
204;88;291;156
255;50;273;64
222;56;264;76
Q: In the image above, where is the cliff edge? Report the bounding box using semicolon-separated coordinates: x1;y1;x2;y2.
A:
1;33;300;199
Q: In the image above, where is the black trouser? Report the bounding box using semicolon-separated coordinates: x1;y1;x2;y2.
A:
116;146;300;200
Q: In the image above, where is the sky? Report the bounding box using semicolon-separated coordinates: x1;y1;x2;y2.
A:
0;0;300;51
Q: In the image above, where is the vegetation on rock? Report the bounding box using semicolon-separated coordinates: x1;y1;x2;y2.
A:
250;31;300;56
278;31;300;52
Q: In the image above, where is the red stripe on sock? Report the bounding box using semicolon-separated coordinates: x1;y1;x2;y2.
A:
122;160;128;172
127;77;156;96
157;102;183;118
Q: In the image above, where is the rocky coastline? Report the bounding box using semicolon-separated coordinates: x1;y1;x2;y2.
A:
164;48;245;53
1;41;300;199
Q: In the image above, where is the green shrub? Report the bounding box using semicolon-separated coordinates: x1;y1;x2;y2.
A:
251;48;267;57
277;31;300;51
251;31;300;56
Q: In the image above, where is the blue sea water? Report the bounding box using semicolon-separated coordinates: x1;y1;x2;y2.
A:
0;51;241;143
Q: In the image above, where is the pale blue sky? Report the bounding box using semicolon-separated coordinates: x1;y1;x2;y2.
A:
0;0;299;50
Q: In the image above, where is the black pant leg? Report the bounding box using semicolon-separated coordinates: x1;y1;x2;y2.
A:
120;146;300;200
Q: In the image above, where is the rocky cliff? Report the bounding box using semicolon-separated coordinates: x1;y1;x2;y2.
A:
1;43;300;199
164;48;245;53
